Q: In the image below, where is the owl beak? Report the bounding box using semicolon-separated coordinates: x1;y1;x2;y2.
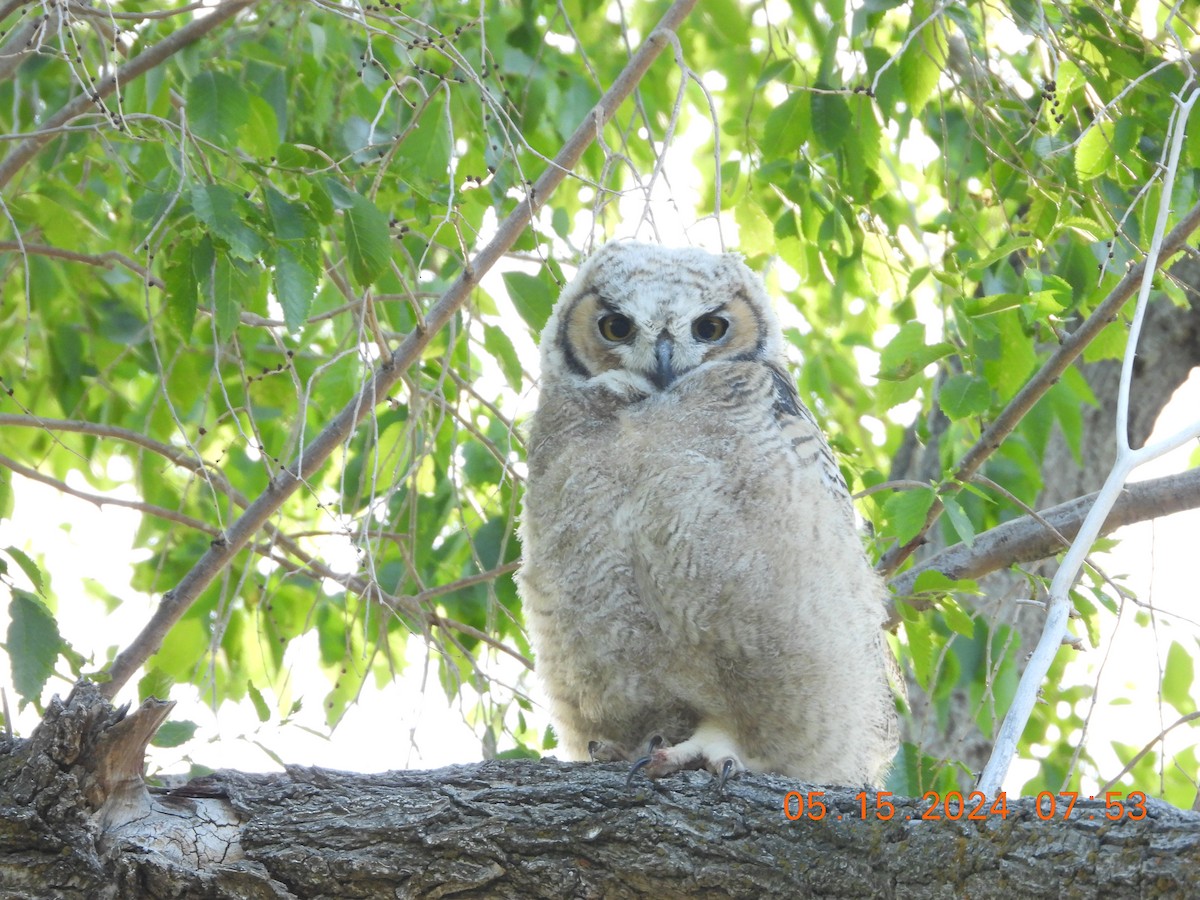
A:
652;331;675;389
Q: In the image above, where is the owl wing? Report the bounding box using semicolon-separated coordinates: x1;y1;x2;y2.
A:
766;364;853;507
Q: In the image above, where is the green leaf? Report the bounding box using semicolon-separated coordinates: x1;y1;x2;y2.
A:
191;184;262;261
239;94;280;159
3;546;45;595
1163;641;1196;716
941;495;975;547
810;89;851;151
328;184;390;287
899;4;948;114
6;590;63;707
151;719;200;748
274;246;317;333
1075;120;1116;181
204;253;258;342
939;373;990;419
503;271;555;333
911;569;980;596
735;200;773;255
967;237;1035;277
483;324;523;390
878;321;955;381
899;604;935;690
396;107;452;196
984;313;1038;399
163;252;198;339
0;472;12;523
265;188;319;242
883;486;936;545
761;92;810;157
938;596;975;638
248;682;272;722
1072;591;1102;648
187;71;250;147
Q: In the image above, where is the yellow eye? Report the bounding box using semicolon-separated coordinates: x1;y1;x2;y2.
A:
693;315;729;342
599;314;634;342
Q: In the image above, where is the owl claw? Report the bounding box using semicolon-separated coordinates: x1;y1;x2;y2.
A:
625;754;652;788
716;757;742;790
625;735;666;787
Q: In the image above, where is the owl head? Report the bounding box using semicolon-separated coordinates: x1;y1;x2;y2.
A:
538;241;787;395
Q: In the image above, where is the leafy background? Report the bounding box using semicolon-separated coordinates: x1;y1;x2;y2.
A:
0;0;1198;804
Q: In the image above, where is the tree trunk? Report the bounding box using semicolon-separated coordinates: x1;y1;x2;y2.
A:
2;684;1197;899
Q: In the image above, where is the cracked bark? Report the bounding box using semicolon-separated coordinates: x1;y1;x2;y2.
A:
2;683;1198;899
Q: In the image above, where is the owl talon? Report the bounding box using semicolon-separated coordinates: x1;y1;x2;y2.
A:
625;735;667;786
625;754;653;788
716;757;741;790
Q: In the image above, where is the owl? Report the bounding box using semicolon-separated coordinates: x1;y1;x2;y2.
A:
517;241;898;786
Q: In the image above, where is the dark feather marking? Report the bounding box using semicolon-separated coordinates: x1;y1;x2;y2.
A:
734;287;769;357
768;365;805;419
768;364;851;500
558;288;596;379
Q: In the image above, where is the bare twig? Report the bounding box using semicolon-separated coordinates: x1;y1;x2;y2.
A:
97;0;701;701
0;452;218;534
1097;712;1200;795
0;242;164;287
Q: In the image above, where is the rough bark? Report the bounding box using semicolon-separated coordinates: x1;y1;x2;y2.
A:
2;683;1198;899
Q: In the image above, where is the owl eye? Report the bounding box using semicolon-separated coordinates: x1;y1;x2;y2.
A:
598;314;635;342
692;315;729;342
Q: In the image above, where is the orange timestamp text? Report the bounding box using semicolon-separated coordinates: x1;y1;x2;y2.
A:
782;789;1150;822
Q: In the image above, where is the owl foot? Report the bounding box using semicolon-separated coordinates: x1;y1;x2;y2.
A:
626;724;747;786
589;740;629;763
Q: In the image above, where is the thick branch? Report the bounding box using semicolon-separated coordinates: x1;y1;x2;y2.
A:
4;684;1198;899
98;0;700;700
886;467;1200;626
0;0;255;189
878;195;1200;577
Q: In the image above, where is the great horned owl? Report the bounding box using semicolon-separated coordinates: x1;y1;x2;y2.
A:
517;241;897;786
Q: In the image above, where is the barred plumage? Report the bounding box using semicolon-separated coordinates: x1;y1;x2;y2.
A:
518;241;898;785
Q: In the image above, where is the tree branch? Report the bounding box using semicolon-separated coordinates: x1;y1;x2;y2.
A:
0;242;163;287
0;0;255;189
9;684;1200;899
97;0;700;700
885;467;1200;626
